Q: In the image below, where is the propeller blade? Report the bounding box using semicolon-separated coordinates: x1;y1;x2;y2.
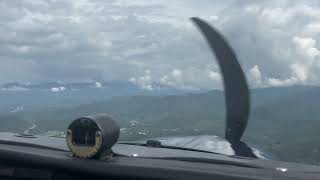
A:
190;17;250;144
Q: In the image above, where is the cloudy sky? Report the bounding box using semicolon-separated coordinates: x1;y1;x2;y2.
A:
1;0;320;90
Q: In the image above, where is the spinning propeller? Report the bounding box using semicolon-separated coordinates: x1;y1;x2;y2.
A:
191;17;256;158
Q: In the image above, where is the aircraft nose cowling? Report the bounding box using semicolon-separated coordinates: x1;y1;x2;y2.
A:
153;135;264;158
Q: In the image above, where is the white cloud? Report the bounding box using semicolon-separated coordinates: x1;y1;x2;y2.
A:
143;84;153;91
160;75;172;85
267;78;294;87
267;63;308;87
171;69;182;80
208;71;221;81
303;23;320;35
245;4;261;14
1;86;29;91
158;69;184;88
94;81;102;88
260;7;295;25
208;15;219;21
2;0;320;89
129;69;154;90
51;86;66;92
293;36;320;58
291;63;308;82
110;15;128;21
248;65;262;86
9;45;31;54
129;77;137;84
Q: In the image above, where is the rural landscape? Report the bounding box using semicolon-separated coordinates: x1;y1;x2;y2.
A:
0;82;319;165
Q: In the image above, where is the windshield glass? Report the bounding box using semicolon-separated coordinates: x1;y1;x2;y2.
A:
1;0;320;165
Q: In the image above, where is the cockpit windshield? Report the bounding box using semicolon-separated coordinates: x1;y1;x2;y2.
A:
1;0;320;166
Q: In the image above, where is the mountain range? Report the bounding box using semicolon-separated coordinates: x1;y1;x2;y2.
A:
0;81;192;111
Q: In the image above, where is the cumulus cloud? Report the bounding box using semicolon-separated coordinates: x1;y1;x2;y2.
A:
51;86;66;92
208;71;221;82
129;77;137;84
267;63;309;87
1;0;320;89
248;65;262;87
94;81;102;88
157;68;222;90
171;69;182;80
129;69;154;90
293;36;320;58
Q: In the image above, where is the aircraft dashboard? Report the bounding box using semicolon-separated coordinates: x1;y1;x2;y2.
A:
0;135;318;180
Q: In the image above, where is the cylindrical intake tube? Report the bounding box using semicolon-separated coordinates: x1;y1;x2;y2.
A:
66;113;120;159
